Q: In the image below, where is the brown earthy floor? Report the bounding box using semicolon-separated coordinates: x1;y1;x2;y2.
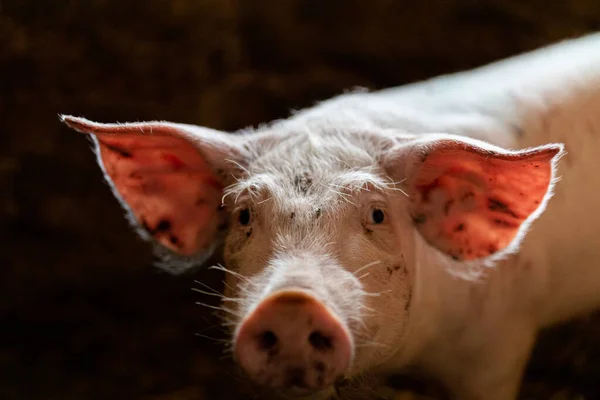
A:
2;1;600;399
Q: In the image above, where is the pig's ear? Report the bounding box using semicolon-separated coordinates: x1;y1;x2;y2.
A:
60;115;247;273
384;136;564;261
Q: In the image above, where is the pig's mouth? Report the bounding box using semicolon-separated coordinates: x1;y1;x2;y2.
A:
276;382;323;398
232;289;354;395
249;375;349;400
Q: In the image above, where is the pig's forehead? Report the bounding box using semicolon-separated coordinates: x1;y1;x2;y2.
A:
248;129;391;172
225;130;395;205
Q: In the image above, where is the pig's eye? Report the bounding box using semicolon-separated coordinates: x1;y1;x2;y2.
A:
370;208;385;224
238;208;251;226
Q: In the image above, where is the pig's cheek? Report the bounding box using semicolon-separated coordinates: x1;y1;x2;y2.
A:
387;256;413;311
225;228;253;257
382;254;409;279
360;224;398;257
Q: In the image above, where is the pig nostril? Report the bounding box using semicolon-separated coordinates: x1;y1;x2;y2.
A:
308;331;333;351
257;330;278;350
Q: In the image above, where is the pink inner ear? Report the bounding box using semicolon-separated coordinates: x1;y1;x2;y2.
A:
95;133;224;256
410;143;560;260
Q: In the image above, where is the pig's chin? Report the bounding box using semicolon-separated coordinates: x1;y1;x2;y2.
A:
251;379;343;400
271;385;325;399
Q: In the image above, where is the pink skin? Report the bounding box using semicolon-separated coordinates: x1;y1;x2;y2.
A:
234;290;352;394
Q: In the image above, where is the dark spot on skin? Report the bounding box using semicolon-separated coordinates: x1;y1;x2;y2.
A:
196;197;206;206
513;125;524;137
387;263;403;277
141;218;172;236
488;244;498;254
364;227;373;235
246;228;252;238
454;223;465;232
451;254;460;261
104;143;132;158
534;200;540;205
156;219;171;232
313;361;326;373
412;213;427;225
216;169;229;181
494;219;517;228
519;192;524;196
169;236;179;245
290;212;295;219
534;164;540;168
488;198;518;218
315;208;322;219
314;361;326;387
461;192;475;202
399;258;408;276
416;178;439;202
294;173;313;195
128;172;142;180
404;288;412;311
444;200;454;216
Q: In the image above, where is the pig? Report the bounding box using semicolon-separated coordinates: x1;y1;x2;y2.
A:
61;31;600;400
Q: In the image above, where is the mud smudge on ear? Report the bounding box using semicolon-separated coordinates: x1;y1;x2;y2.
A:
104;143;132;158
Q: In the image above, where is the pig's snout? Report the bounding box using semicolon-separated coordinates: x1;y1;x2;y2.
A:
234;290;352;393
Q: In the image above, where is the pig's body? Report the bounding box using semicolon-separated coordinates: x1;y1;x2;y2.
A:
62;33;600;400
271;32;600;398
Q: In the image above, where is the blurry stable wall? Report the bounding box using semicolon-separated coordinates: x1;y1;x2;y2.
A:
1;1;600;399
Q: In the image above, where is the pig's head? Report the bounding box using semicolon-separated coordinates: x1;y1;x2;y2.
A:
61;115;562;397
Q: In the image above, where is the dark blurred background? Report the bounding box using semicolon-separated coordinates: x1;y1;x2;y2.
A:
2;1;600;399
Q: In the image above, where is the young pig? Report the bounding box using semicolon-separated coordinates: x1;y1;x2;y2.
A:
61;32;600;400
